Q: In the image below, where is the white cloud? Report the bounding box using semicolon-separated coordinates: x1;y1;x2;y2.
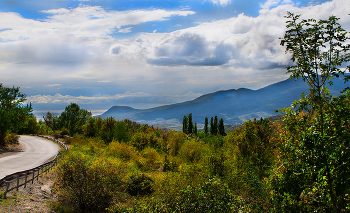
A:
26;91;203;108
260;0;293;9
118;27;132;33
0;6;195;42
45;84;61;87
113;0;349;69
210;0;232;6
0;6;195;66
27;92;152;104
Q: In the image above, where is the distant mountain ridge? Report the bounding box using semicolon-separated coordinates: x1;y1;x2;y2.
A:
97;77;349;128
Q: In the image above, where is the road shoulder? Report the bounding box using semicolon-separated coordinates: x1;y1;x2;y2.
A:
0;143;25;159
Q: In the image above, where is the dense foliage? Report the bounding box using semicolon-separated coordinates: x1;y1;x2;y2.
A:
0;84;33;146
52;116;278;212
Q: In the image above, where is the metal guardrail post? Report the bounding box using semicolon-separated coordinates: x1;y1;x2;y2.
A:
36;168;40;181
32;170;35;184
14;175;19;191
3;181;10;199
23;173;28;188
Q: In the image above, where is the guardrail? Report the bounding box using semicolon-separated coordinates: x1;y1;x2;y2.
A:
0;135;68;198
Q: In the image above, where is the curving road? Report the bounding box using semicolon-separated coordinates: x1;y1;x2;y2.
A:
0;135;61;179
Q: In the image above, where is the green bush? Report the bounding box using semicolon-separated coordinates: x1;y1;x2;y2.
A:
178;139;205;163
143;177;239;212
55;150;123;213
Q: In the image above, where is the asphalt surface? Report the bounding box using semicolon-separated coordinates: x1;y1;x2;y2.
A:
0;135;61;179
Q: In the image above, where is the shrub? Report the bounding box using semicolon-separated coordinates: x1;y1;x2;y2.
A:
52;130;61;139
126;174;154;196
60;128;70;136
4;132;19;145
167;131;186;156
55;151;123;213
131;132;159;151
144;177;239;212
135;147;162;171
107;141;137;161
163;155;177;172
178;139;205;163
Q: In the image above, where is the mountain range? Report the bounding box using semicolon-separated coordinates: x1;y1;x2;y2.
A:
97;77;349;130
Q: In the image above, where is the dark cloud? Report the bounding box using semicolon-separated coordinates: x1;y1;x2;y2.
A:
112;46;121;54
148;33;234;66
155;33;208;58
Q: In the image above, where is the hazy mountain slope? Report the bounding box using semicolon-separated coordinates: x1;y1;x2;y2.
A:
97;77;349;125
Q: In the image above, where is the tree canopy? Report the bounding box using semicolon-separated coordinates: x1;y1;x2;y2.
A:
0;84;32;146
273;13;350;212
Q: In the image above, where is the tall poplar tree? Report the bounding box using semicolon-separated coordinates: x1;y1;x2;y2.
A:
204;117;209;134
182;115;188;134
213;116;218;135
218;118;225;136
188;113;193;134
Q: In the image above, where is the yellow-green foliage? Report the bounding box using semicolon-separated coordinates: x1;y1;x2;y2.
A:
131;132;159;151
37;121;53;135
136;147;161;171
166;130;186;156
178;138;207;163
53;117;280;212
233;118;275;178
55;148;130;213
106;141;137;161
4;132;19;145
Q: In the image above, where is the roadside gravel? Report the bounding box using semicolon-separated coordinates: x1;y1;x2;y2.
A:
0;171;57;213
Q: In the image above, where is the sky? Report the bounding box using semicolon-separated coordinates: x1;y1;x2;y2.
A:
0;0;349;116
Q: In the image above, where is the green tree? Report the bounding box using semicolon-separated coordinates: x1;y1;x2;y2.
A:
100;117;116;143
114;120;130;142
204;117;209;135
218;118;225;136
210;117;214;135
193;123;197;135
0;84;32;146
182;115;188;134
19;114;39;135
43;111;60;131
213;116;218;135
59;103;92;136
188;113;193;134
272;13;350;212
83;117;97;138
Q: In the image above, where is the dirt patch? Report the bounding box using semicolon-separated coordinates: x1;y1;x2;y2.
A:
0;171;57;213
0;143;24;159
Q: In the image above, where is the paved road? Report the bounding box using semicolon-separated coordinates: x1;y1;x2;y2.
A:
0;135;61;179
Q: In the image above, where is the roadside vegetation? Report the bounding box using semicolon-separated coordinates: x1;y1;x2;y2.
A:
0;13;349;212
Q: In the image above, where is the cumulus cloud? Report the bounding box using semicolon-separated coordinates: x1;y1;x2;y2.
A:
0;6;195;65
114;0;349;69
